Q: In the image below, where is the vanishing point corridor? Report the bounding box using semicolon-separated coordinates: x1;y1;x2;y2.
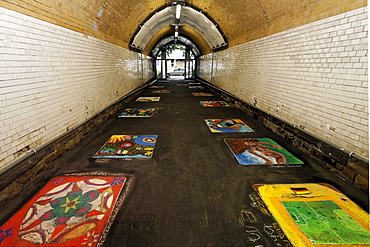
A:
0;0;369;246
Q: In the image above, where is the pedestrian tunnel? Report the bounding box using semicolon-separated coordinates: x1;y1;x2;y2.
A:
0;1;368;246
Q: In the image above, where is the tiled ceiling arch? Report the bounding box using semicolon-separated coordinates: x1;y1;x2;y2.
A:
1;0;366;56
130;5;227;54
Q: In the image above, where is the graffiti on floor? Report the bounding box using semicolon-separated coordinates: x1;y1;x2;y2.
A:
199;101;231;107
149;85;164;88
241;192;292;246
136;97;160;102
118;108;157;118
93;135;157;158
152;90;170;93
0;172;130;246
224;138;303;165
192;92;214;96
189;86;204;89
256;183;370;246
204;119;254;133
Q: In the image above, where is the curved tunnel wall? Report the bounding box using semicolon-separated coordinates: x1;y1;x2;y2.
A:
198;6;368;160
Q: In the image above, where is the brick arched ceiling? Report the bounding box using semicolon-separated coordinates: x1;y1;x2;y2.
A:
2;0;366;56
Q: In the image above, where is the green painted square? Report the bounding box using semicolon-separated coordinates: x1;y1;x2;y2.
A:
282;200;370;244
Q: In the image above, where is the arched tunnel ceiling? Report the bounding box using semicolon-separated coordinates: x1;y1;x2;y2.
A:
2;0;366;56
151;36;201;57
130;5;227;54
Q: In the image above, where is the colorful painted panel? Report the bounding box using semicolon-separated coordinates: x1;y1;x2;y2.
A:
0;172;129;246
204;119;254;133
189;86;204;89
188;82;201;85
118;108;156;118
149;85;164;88
224;138;303;165
136;97;160;102
93;135;157;158
192;92;214;97
256;183;370;246
152;90;170;93
200;101;231;107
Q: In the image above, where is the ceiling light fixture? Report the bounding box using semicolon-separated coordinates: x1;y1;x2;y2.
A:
175;4;181;19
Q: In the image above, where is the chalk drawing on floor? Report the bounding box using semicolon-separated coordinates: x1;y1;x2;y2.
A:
255;183;370;246
192;92;214;96
136;97;160;102
204;119;254;133
189;86;205;89
0;172;131;246
152;90;170;93
93;135;158;158
149;85;164;88
224;138;303;165
118;108;157;118
200;101;231;107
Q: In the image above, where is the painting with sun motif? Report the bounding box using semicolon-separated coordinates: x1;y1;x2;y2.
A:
0;172;130;247
204;119;254;133
93;135;158;158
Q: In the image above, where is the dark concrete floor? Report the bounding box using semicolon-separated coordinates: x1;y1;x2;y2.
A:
0;78;368;246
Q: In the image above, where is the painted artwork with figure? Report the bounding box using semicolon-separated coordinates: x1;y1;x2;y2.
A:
224;138;303;165
204;119;254;133
0;173;129;246
93;135;157;158
256;183;370;246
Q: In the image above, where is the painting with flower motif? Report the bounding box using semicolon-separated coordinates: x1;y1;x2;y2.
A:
199;101;231;107
204;119;254;133
93;135;158;158
0;172;130;246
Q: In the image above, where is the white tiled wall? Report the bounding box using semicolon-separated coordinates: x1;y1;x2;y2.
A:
199;7;368;159
0;7;154;170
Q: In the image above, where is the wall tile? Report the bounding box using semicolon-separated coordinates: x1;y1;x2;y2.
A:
0;7;154;171
199;6;368;159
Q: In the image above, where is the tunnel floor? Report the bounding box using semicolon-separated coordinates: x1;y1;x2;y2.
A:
0;79;369;246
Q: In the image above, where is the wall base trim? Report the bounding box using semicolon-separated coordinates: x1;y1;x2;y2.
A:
196;77;369;193
0;78;156;205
